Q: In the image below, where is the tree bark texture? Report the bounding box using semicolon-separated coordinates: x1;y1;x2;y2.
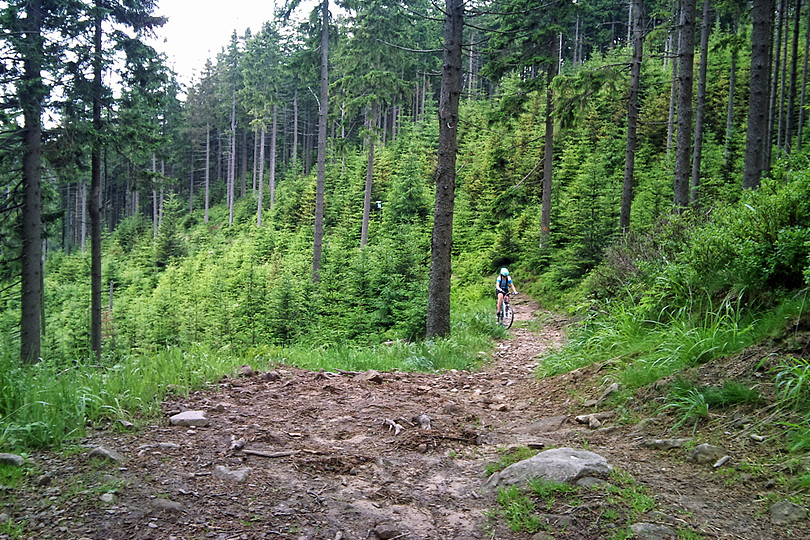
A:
785;0;801;153
20;0;44;363
690;0;711;205
744;0;774;189
205;127;210;223
257;123;266;226
426;0;463;339
90;7;103;360
312;0;329;282
673;0;696;210
766;0;785;170
797;9;810;151
540;36;559;246
621;0;644;233
270;105;278;209
360;107;375;248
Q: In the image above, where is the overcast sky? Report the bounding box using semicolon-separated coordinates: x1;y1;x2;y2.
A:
151;0;314;87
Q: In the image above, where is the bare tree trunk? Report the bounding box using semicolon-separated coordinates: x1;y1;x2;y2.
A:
152;154;158;237
539;40;557;246
785;0;801;153
766;0;785;169
269;105;278;209
89;6;103;359
673;0;696;210
621;0;644;233
797;8;810;151
252;125;258;192
666;11;680;157
426;0;463;339
690;0;711;205
744;0;775;189
292;89;299;166
240;127;248;197
257;122;265;227
80;182;87;251
312;0;329;282
360;106;375;247
205;127;210;223
189;148;194;213
20;0;44;363
724;37;738;166
228;91;236;226
777;0;790;152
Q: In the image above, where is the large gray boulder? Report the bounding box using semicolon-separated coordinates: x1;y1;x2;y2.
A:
487;447;612;489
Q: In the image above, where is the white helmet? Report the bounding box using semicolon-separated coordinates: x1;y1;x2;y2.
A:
500;268;509;276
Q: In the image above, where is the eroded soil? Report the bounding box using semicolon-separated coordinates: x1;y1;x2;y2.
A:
3;298;809;539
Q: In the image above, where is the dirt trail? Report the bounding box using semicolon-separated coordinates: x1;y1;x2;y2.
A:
7;298;809;539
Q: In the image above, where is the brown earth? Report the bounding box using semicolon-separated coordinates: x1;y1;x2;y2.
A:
3;297;809;539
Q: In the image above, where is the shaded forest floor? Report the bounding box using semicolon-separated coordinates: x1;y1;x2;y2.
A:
3;298;809;539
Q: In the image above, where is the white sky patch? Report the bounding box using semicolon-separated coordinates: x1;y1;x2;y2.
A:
151;0;319;88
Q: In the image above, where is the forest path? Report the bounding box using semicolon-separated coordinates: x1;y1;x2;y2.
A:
12;298;809;539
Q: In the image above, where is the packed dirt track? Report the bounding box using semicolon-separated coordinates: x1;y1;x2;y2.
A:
5;297;810;539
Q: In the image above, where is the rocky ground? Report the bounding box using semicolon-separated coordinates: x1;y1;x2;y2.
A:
1;297;809;539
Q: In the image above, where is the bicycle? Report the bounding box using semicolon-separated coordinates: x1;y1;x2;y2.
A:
497;292;515;329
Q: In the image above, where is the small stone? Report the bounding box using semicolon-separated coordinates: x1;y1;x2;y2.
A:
374;521;404;539
99;493;115;504
642;438;692;450
576;476;608;488
630;522;677;539
238;364;255;377
260;371;281;381
687;444;727;465
0;513;9;523
770;501;807;525
151;498;184;513
588;416;602;429
158;442;181;451
88;446;125;462
213;465;252;483
169;410;209;427
117;419;134;429
0;453;24;467
358;370;384;384
583;399;599;407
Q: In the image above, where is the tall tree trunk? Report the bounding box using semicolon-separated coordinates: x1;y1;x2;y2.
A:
724;38;738;167
744;0;775;189
690;0;711;205
292;89;299;166
269;105;278;209
257;122;265;227
20;0;44;363
426;0;463;339
766;0;785;169
252;125;258;192
666;9;680;157
621;0;644;233
785;0;801;153
189;149;194;213
777;0;790;151
152;154;158;237
673;0;696;210
360;106;376;248
312;0;329;282
228;91;236;226
80;182;87;251
204;126;210;223
540;37;558;246
797;8;810;151
90;4;104;361
240;127;247;197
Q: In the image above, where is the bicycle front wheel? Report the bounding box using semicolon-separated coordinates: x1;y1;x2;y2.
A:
501;303;514;329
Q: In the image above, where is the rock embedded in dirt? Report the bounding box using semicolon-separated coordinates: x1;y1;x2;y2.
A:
521;415;569;433
169;410;209;427
99;493;115;504
486;447;612;489
642;438;693;450
238;364;255;377
87;446;125;462
770;501;807;525
630;521;678;539
0;453;24;467
357;370;384;384
213;465;252;483
373;521;405;539
687;443;727;465
151;498;184;513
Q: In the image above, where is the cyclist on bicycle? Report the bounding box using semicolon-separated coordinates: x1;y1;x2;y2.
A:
496;267;518;317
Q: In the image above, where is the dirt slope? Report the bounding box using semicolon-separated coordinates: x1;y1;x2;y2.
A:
4;297;809;539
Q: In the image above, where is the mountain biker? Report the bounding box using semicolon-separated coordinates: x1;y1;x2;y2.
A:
496;268;518;317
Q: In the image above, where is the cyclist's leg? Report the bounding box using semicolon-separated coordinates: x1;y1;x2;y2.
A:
496;292;504;314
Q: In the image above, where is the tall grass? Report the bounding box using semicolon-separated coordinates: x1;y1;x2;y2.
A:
538;295;802;390
0;347;252;449
0;300;502;450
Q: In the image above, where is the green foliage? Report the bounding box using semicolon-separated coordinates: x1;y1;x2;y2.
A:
774;357;810;410
484;446;539;476
494;485;542;533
